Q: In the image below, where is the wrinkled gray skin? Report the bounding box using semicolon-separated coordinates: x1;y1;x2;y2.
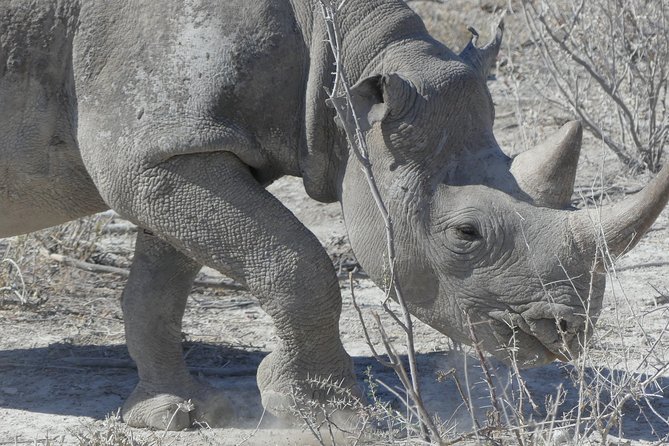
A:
2;0;668;431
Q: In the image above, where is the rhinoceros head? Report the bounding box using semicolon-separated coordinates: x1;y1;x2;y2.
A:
335;22;669;367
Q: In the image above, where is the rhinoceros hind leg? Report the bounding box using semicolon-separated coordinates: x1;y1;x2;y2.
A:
120;230;234;429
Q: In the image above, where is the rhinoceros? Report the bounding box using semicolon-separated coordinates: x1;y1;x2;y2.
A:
1;0;668;431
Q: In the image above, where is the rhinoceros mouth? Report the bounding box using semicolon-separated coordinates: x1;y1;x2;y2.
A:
490;324;560;368
482;312;581;368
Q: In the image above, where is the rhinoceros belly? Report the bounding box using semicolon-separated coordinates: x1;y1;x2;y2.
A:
0;1;107;237
0;84;107;237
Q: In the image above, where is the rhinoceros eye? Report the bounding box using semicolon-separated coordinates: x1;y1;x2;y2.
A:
455;224;481;241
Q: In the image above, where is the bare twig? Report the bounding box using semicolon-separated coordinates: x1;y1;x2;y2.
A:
46;252;132;277
465;317;503;427
44;249;362;290
44;250;246;291
319;1;440;442
100;222;138;234
372;312;441;439
0;258;27;304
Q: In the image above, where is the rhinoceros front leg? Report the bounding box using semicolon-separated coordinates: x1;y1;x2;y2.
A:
100;152;356;426
121;229;234;430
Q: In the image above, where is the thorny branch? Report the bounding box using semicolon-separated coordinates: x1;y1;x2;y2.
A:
319;0;441;442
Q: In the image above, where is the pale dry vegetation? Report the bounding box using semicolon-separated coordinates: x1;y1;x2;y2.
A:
520;0;669;172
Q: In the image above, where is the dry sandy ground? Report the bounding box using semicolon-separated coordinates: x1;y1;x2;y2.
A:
1;2;669;445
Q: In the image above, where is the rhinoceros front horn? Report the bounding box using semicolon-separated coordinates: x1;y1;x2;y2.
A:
571;162;669;262
510;121;583;209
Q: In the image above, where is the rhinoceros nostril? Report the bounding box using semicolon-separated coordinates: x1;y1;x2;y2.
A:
558;319;568;333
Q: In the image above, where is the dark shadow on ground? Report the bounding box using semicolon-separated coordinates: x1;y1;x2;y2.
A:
0;342;266;426
0;344;667;441
385;351;669;443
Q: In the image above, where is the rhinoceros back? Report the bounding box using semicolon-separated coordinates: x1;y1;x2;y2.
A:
72;0;309;202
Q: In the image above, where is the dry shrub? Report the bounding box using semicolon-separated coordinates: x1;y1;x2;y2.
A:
71;411;152;446
521;0;669;172
0;213;117;307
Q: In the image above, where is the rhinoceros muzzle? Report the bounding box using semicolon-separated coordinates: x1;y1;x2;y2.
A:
484;301;596;367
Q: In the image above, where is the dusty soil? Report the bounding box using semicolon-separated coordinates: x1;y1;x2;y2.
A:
1;2;669;445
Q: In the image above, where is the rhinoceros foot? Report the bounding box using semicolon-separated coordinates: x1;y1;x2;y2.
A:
256;348;363;431
122;381;235;430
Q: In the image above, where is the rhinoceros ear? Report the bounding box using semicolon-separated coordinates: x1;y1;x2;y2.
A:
328;73;413;132
349;74;389;130
459;19;504;79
